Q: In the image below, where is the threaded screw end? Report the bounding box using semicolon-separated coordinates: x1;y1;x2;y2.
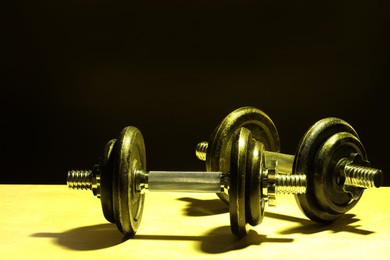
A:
344;164;383;188
195;141;208;161
67;170;93;190
266;160;307;206
275;174;307;194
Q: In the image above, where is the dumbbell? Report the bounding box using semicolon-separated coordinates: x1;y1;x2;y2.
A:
67;107;383;237
196;106;384;223
67;124;307;238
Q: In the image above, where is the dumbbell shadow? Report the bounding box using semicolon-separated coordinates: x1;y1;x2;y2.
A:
31;224;294;253
178;197;374;236
177;197;228;216
265;212;374;236
31;224;126;251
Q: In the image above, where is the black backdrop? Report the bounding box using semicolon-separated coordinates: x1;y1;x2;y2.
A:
2;0;389;186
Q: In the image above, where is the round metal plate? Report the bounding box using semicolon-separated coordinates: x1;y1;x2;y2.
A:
245;139;265;226
229;127;250;238
314;132;366;215
206;106;280;203
112;126;146;236
100;138;117;223
293;117;364;222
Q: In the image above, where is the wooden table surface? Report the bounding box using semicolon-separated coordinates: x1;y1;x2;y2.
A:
0;185;389;259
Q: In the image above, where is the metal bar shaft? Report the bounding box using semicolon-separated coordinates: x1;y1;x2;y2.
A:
147;171;224;193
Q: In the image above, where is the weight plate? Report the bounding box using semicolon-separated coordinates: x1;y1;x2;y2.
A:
229;127;250;238
112;126;146;236
206;106;280;203
314;132;366;215
245;139;265;226
293;117;364;222
100;138;117;223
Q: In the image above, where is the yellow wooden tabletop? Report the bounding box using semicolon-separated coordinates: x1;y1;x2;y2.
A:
0;185;389;259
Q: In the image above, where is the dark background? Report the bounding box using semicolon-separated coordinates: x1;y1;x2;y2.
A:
2;0;389;186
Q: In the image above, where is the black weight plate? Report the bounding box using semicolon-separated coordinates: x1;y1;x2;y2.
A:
245;139;265;226
100;138;117;223
207;106;280;204
314;132;366;215
112;126;146;236
229;127;250;238
293;117;361;222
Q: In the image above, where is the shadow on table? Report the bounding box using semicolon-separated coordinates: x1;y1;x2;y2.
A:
135;226;294;254
265;212;374;235
31;224;125;250
31;224;293;253
177;197;228;216
179;196;374;236
30;201;373;252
